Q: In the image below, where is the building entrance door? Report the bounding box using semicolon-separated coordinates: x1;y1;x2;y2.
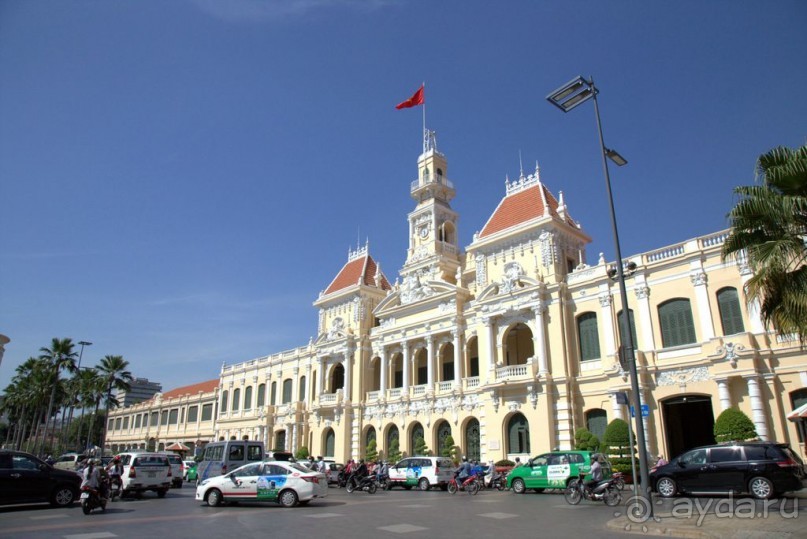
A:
662;395;715;459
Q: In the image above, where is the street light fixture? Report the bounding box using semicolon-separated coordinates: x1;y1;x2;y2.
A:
547;75;652;503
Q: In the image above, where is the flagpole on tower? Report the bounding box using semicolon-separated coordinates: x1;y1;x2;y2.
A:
422;81;427;153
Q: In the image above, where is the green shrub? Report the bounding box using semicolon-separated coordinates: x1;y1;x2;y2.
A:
602;418;635;474
387;438;402;464
294;446;310;460
365;439;378;462
495;459;515;467
413;436;430;456
574;427;601;452
440;435;459;463
714;408;757;442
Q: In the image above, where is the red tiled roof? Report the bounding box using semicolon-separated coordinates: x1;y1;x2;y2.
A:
161;379;219;400
323;255;391;296
479;183;573;238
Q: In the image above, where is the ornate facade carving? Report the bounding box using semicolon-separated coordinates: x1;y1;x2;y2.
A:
656;367;710;390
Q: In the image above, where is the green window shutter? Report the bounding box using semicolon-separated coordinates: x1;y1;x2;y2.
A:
659;299;697;347
577;312;601;361
717;288;745;336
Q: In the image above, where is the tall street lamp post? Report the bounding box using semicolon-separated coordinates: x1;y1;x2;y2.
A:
69;341;92;450
547;75;652;500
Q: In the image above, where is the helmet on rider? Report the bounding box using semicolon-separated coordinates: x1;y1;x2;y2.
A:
113;456;121;462
462;456;468;462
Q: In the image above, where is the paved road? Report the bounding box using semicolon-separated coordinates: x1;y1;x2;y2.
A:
0;482;631;539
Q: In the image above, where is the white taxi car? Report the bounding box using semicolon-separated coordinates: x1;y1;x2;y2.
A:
196;460;327;508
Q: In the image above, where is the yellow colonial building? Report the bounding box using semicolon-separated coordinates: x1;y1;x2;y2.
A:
107;134;807;462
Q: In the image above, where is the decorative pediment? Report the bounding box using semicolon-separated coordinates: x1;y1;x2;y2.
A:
373;279;458;315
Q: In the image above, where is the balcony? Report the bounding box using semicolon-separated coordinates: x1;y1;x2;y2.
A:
496;364;529;381
318;390;342;407
437;381;454;393
410;174;454;193
366;390;380;402
411;384;428;397
464;377;480;390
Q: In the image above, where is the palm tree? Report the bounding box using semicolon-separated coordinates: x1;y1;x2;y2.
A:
96;355;133;453
38;338;78;455
80;368;107;452
722;144;807;341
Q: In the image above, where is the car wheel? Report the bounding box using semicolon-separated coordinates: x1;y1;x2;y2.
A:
418;478;430;491
279;489;298;508
206;489;222;507
749;476;775;500
656;477;677;498
157;489;167;498
512;478;526;494
50;485;76;507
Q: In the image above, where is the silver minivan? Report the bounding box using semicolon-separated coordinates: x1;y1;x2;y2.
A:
195;440;265;484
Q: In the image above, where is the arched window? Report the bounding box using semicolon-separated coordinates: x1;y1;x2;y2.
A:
617;309;638;350
275;430;286;451
415;348;428;385
282;379;293;403
270;381;277;405
585;409;608;442
331;364;344;392
410;423;424;454
299;376;306;402
717;287;745;336
324;428;335;457
507;413;530;454
243;386;252;410
221;390;229;413
465;418;480;462
659;299;697;347
577;312;601;361
366;427;376;448
440;343;455;381
504;323;534;366
387;425;399;456
232;388;240;412
436;421;452;454
393;353;403;388
257;384;266;407
467;337;479;377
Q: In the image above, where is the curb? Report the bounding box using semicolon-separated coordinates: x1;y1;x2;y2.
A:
605;517;715;539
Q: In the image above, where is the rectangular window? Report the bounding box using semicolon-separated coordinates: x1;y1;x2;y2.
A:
150;412;158;427
201;403;213;421
135;415;142;429
108;419;115;431
115;417;122;430
168;409;179;425
123;416;129;430
577;312;601;361
161;411;168;426
248;445;263;461
187;405;199;423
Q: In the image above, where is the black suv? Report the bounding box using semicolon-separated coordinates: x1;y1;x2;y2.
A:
650;441;805;499
0;450;82;507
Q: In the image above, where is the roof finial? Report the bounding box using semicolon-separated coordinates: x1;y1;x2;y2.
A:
535;161;541;181
519;150;524;179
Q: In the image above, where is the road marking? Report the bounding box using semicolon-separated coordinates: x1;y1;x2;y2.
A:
305;512;343;518
478;512;518;519
378;524;428;533
400;504;430;508
30;514;69;520
63;533;117;539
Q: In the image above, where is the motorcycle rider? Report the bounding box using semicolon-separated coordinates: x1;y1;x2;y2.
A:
586;454;603;492
456;456;472;487
375;459;388;483
81;458;108;501
349;459;369;489
106;456;124;498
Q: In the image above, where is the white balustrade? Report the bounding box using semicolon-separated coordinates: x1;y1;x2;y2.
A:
496;365;528;380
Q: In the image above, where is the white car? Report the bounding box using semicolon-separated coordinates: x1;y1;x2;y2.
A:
387;456;456;491
117;452;172;498
196;460;327;508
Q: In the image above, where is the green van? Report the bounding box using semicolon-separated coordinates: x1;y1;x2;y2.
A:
507;451;610;493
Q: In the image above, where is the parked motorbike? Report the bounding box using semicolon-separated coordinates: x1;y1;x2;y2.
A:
80;484;108;515
447;472;480;495
485;469;508;491
345;474;377;494
564;471;621;506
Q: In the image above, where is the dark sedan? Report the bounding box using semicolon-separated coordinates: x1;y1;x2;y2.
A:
0;450;82;507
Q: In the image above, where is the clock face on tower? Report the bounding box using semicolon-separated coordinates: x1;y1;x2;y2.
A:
419;226;429;239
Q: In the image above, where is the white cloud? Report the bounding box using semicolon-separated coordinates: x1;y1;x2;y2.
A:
187;0;397;23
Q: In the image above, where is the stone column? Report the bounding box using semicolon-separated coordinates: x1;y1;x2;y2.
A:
690;269;715;341
634;275;656;351
744;375;769;440
317;357;325;401
402;342;410;392
532;302;548;374
344;347;352;402
291;368;299;403
484;318;496;371
716;378;731;411
599;292;616;357
453;329;462;388
380;348;388;397
426;335;435;390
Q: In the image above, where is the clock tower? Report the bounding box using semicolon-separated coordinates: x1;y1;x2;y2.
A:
402;130;461;284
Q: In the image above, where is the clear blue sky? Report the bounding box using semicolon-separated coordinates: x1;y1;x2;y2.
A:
2;0;806;393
